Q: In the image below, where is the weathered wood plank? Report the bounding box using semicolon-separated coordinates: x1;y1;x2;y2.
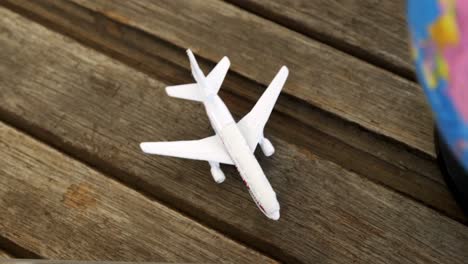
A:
0;6;467;263
57;0;433;156
227;0;412;78
0;123;274;262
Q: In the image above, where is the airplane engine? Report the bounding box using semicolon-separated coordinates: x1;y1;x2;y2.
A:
210;166;226;183
260;138;275;157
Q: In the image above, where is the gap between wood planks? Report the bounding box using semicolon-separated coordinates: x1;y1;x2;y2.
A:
0;249;12;259
0;249;10;259
223;0;416;82
1;6;468;263
0;237;41;259
0;0;463;224
0;249;13;262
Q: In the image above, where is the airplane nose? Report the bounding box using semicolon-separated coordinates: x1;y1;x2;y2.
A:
269;210;280;221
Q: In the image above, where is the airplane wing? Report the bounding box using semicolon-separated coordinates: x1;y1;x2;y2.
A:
140;134;234;165
206;56;230;95
237;66;289;152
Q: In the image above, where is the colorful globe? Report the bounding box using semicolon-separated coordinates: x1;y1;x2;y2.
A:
408;0;468;170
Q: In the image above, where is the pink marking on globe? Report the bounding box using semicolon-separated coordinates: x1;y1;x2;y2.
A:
444;1;468;122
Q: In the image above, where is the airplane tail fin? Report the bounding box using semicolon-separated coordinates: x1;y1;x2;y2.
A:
186;49;207;87
166;49;230;102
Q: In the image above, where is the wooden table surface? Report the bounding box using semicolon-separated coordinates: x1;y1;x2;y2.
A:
0;0;467;263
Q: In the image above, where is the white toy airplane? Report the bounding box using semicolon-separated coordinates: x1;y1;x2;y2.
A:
140;49;288;220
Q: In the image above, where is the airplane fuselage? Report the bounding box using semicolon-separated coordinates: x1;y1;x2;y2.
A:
203;95;280;220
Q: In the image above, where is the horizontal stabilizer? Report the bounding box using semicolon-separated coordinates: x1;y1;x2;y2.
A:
166;83;203;102
206;56;230;95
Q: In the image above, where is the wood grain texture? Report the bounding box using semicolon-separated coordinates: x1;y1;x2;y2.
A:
226;0;412;78
60;0;433;156
0;123;273;263
2;0;462;222
0;7;467;263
